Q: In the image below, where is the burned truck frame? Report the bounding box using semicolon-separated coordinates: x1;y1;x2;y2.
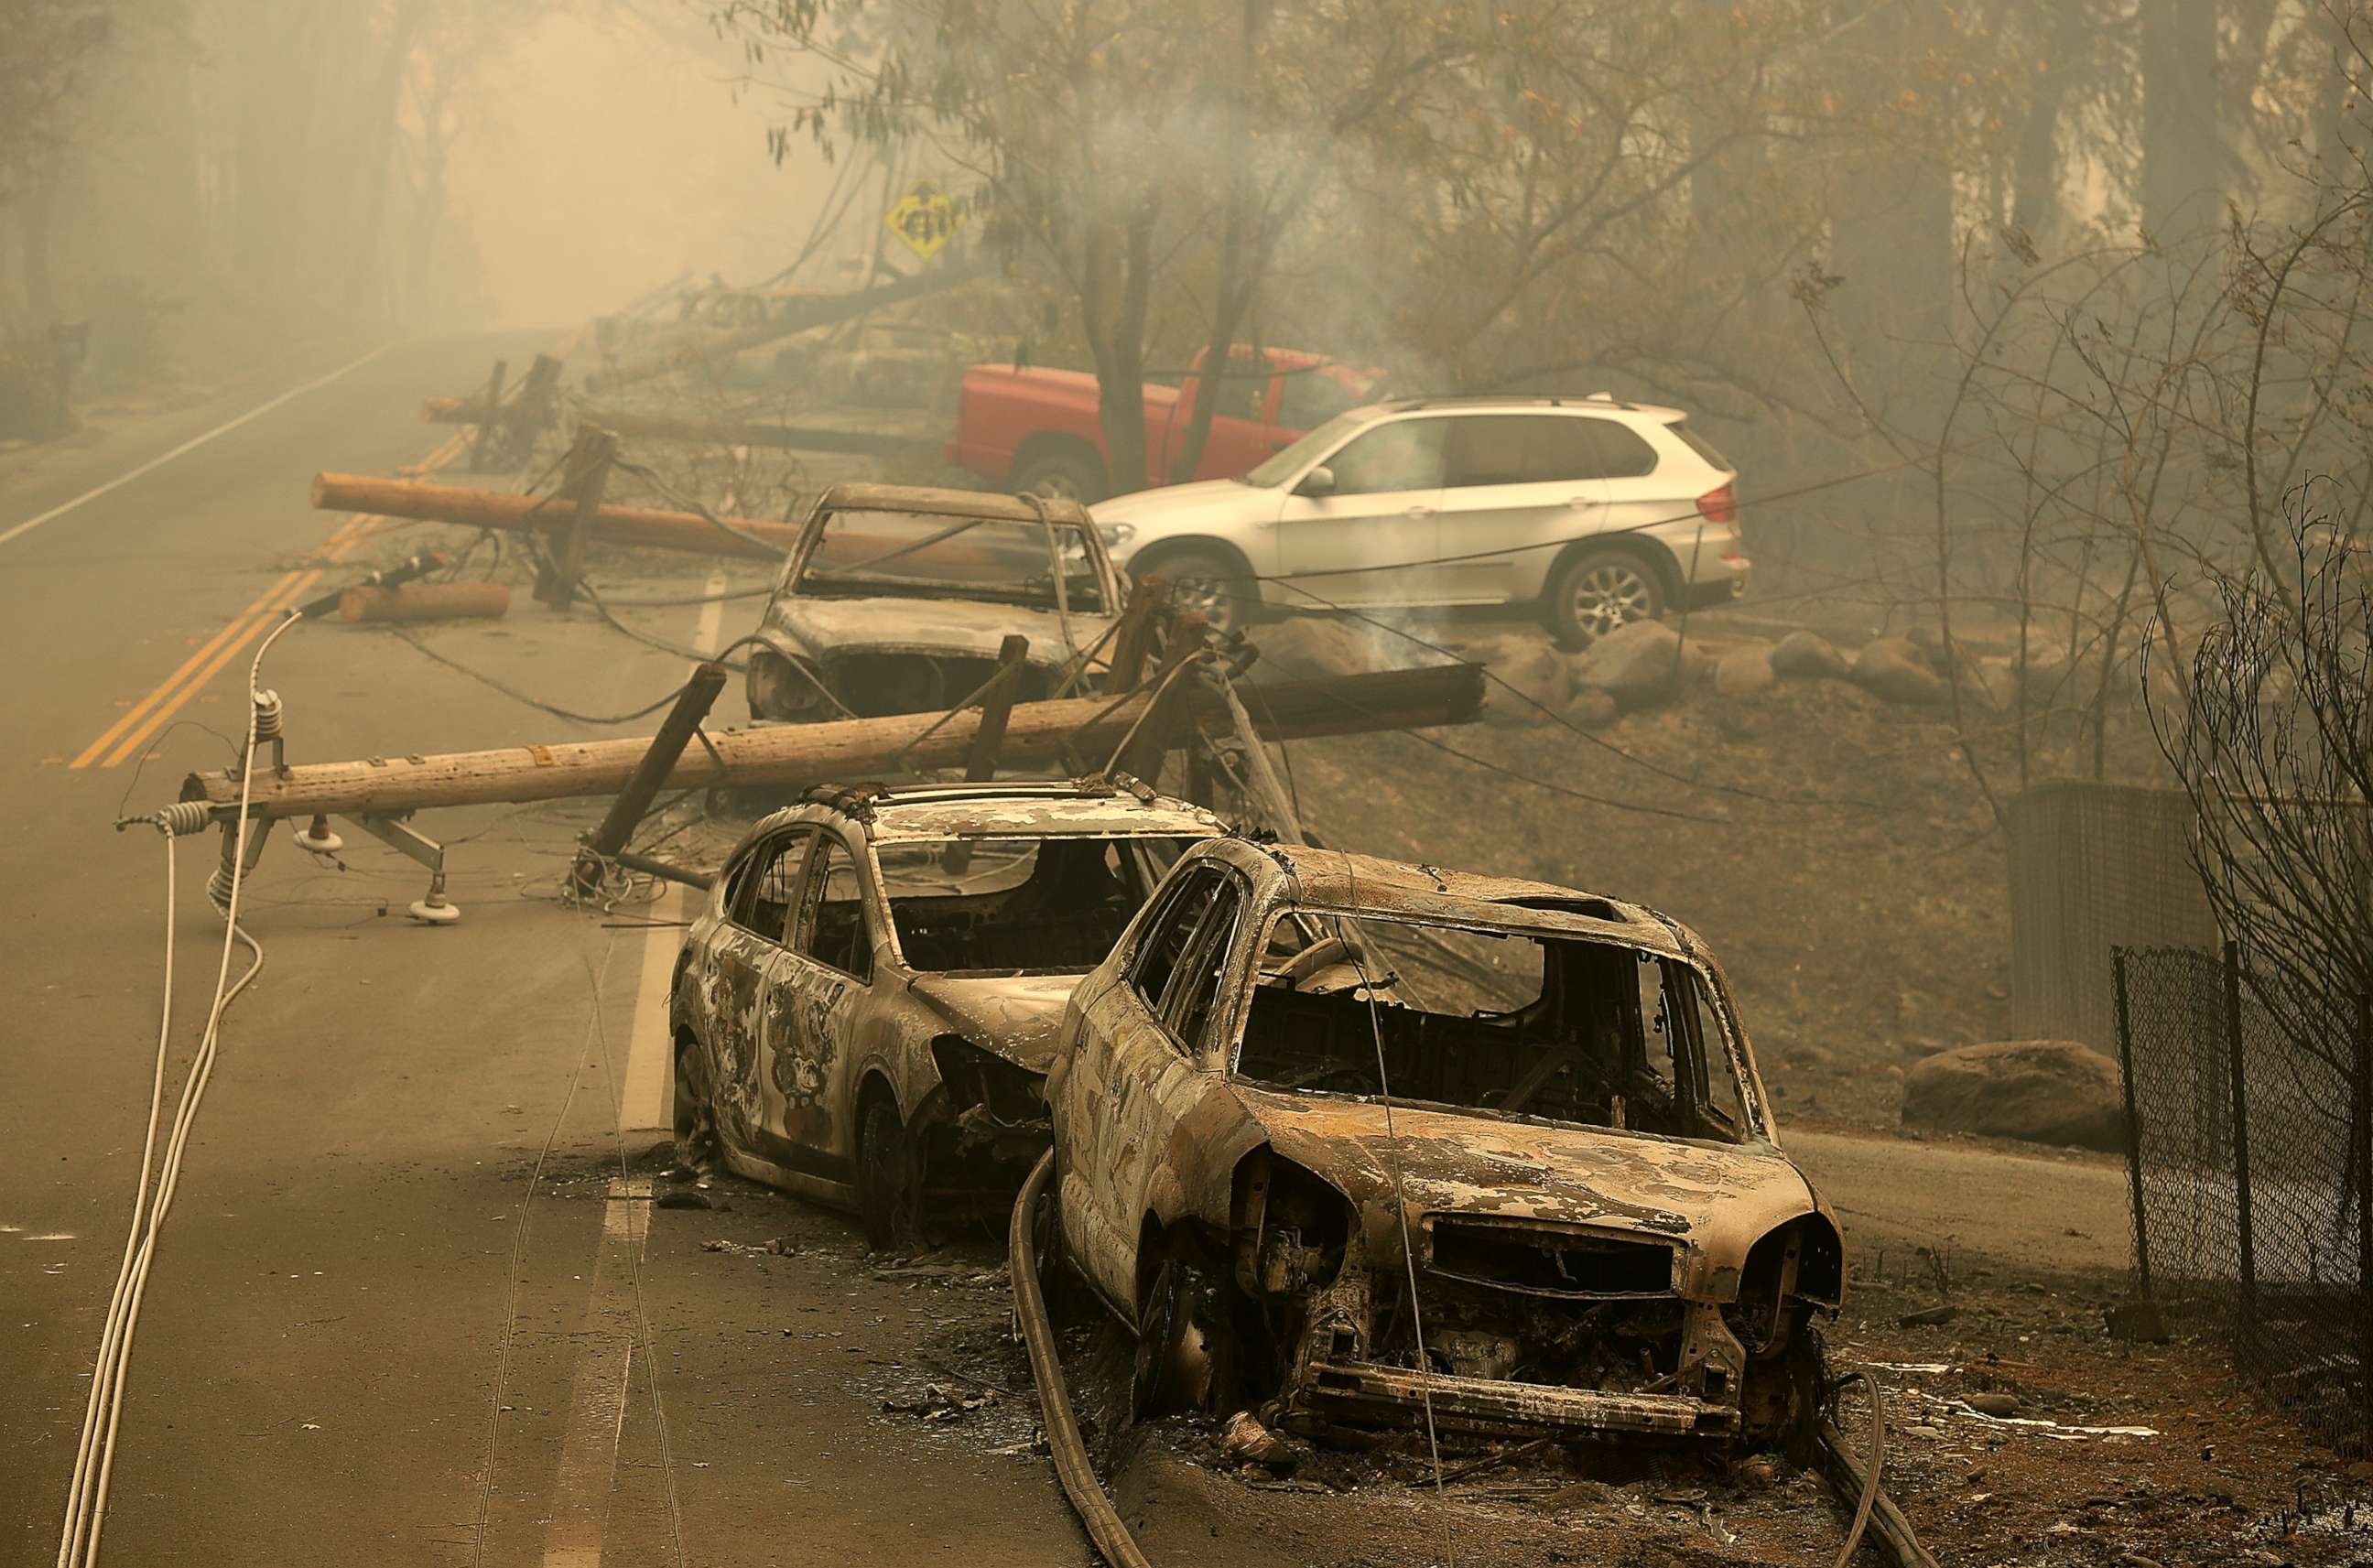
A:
1042;839;1844;1445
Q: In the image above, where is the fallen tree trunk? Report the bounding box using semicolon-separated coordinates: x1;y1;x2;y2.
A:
313;472;795;561
179;663;1485;820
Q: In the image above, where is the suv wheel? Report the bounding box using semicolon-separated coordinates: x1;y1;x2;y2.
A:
1547;547;1664;649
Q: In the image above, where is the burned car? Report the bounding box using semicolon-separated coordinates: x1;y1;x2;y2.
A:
670;779;1224;1247
1040;839;1843;1446
745;482;1123;722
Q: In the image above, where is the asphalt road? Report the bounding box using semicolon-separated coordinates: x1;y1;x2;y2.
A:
0;337;2129;1566
0;334;1084;1568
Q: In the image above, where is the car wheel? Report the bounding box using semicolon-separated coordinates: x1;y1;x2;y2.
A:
1013;449;1108;505
857;1095;926;1253
1132;1246;1240;1420
672;1035;721;1176
1546;546;1665;649
1030;1175;1076;1306
1138;548;1251;636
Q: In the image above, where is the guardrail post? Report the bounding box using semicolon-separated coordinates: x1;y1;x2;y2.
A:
2223;939;2259;1350
2113;947;2154;1300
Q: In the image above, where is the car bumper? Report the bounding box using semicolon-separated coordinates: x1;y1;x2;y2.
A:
1292;1359;1741;1440
1683;552;1750;611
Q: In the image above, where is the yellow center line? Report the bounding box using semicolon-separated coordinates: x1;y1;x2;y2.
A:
70;570;308;769
75;425;471;770
101;569;324;769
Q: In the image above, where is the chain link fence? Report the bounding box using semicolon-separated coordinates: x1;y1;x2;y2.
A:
2114;943;2373;1455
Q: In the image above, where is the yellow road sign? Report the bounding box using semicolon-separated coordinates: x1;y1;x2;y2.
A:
884;179;968;262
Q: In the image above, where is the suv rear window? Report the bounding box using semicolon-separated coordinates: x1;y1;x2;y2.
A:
1444;415;1659;486
1670;422;1732;473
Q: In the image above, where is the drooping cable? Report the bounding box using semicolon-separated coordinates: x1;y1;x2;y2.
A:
58;610;298;1568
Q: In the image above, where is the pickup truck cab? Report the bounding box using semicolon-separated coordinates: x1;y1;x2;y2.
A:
944;346;1381;503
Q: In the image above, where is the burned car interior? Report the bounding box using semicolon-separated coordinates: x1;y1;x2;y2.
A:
877;836;1194;974
1233;915;1750;1144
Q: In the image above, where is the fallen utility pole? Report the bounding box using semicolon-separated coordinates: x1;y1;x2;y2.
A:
581;258;993;394
572;660;730;895
566;407;938;460
312;472;796;561
178;663;1486;822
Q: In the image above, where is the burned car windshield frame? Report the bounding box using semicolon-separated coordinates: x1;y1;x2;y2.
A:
787;507;1111;613
1218;903;1763;1144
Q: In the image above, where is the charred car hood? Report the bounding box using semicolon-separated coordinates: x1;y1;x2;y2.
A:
1230;1086;1819;1265
907;971;1083;1075
765;596;1118;665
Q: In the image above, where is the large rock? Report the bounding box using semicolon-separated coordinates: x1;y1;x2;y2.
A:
1770;630;1849;680
1462;631;1571;726
1254;616;1388;679
1899;1040;2126;1152
1714;644;1777;697
1852;637;1949;705
1571;619;1685;708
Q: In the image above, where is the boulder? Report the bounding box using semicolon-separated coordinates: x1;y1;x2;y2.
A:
1852;637;1949;705
1714;644;1777;697
1570;619;1685;708
1899;1040;2126;1152
1770;629;1849;680
1253;616;1386;679
1461;631;1571;726
1561;688;1619;729
1960;656;2018;714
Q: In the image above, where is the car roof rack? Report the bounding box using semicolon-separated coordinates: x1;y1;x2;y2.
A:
1382;392;1642;414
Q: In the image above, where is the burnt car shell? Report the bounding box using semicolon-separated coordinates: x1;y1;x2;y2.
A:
1045;839;1844;1446
747;483;1123;720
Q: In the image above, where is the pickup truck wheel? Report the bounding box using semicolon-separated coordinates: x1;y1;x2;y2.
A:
857;1096;926;1253
1139;548;1250;634
1546;546;1664;650
1013;449;1108;504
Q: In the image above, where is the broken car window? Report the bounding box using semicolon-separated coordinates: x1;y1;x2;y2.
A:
872;836;1196;975
726;828;813;945
795;509;1109;612
1231;914;1750;1143
1161;880;1244;1054
794;838;872;981
1128;866;1225;1016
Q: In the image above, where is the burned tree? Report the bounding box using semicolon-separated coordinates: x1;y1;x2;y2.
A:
2151;482;2372;1071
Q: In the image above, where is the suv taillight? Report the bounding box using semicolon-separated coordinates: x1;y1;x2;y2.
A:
1697;483;1737;527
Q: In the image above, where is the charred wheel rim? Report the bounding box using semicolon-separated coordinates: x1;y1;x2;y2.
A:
1132;1258;1187;1420
672;1039;721;1175
857;1097;925;1252
1566;562;1655;641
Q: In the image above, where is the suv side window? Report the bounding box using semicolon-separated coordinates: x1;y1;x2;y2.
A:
793;836;872;981
1444;414;1660;487
1207;366;1268;422
1577;417;1659;479
1324;418;1447;495
727;828;814;944
1128;867;1222;1011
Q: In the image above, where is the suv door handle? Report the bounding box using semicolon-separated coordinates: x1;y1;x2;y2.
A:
1566;496;1600;509
1403;505;1436;519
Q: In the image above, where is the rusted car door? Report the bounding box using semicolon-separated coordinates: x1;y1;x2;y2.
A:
699;825;813;1155
764;828;875;1176
1061;861;1245;1314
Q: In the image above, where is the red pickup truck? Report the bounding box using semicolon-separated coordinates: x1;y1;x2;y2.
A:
944;346;1380;503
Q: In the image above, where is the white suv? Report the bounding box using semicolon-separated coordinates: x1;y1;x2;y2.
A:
1089;395;1746;645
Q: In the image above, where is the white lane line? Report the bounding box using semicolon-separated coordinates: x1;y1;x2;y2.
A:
621;886;686;1133
0;344;391;548
540;1178;652;1568
617;567;731;1133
